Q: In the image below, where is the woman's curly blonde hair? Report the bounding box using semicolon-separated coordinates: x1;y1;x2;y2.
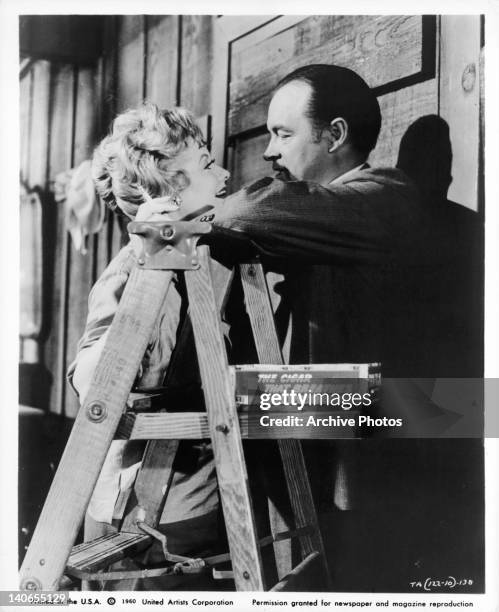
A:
92;102;204;218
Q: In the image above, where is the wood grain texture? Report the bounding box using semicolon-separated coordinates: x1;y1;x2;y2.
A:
239;263;283;363
45;64;75;414
239;262;293;579
370;78;438;168
92;17;119;272
27;60;51;188
67;532;150;573
116;410;357;441
20;68;33;184
116;412;210;440
121;440;179;532
229;15;425;136
145;16;179;107
92;56;111;281
185;247;265;591
94;18;120;274
180;16;213;116
116;16;145;112
228;132;270;191
101;17;118;134
20;194;43;341
270;551;321;592
439;15;481;210
19;269;174;591
240;262;330;588
65;66;99;418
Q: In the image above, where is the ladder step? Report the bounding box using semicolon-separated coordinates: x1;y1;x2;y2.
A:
66;532;151;574
270;551;322;592
116;412;210;440
116;411;356;440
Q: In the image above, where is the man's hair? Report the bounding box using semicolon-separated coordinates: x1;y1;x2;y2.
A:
92;102;204;218
276;64;381;156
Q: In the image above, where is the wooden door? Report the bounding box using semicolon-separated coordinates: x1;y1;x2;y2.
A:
211;15;481;212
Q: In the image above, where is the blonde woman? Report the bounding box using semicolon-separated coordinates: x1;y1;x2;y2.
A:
68;103;229;590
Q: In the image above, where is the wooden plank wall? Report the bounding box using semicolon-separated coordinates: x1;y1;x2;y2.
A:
20;15;481;417
20;15;214;417
227;15;437;188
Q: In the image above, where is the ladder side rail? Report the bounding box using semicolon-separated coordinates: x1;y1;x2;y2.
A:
239;261;332;589
185;246;265;591
20;269;175;591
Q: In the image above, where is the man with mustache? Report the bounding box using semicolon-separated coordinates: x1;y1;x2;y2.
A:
214;65;462;591
217;64;424;376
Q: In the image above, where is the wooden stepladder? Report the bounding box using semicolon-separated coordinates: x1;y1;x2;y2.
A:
20;219;331;592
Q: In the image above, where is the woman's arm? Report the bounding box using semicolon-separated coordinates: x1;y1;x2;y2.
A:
67;245;138;401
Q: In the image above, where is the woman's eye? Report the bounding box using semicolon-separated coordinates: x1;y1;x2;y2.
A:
205;159;215;169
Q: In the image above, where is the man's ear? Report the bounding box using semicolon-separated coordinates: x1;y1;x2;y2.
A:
327;117;348;153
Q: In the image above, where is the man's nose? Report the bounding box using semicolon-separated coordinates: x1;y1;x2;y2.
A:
263;138;280;161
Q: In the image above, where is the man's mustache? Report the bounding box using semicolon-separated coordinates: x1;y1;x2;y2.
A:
272;162;293;180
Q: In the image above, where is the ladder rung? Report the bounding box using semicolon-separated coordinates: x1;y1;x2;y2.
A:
116;411;356;440
66;532;151;574
270;551;322;592
116;412;210;439
259;526;314;548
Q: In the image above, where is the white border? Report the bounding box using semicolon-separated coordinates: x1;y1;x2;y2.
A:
1;1;497;610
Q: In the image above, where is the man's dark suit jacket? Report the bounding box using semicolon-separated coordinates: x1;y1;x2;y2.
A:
215;166;427;377
213;166;484;591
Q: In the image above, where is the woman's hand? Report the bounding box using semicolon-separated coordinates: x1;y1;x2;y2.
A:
129;196;179;257
134;196;179;223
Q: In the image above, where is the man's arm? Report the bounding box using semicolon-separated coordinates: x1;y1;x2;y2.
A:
213;170;419;263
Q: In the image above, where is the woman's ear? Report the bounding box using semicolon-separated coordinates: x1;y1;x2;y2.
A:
327;117;348;153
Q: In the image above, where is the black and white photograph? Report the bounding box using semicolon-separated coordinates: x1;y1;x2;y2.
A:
1;2;498;610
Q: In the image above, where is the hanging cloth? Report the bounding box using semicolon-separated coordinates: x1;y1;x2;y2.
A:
55;160;105;254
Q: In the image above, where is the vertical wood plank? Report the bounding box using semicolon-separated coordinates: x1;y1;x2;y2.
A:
211;18;230;169
116;15;145;112
180;16;213;116
95;17;119;275
20;69;33;184
92;55;110;282
64;66;99;418
240;262;330;587
21;61;50;365
112;15;146;256
371;78;438;168
72;68;98;166
144;16;179;108
45;64;75;415
27;60;51;189
439;15;481;210
101;16;118;130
